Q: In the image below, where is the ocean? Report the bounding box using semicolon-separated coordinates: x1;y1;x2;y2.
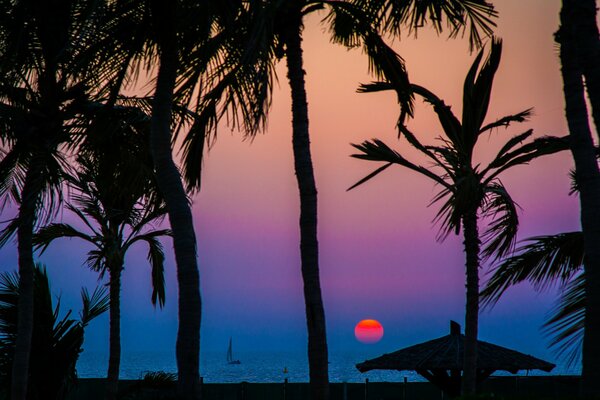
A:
76;351;580;383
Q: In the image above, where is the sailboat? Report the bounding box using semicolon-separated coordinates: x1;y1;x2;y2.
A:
227;337;241;365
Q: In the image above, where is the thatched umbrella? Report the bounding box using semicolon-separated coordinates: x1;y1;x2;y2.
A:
355;321;555;398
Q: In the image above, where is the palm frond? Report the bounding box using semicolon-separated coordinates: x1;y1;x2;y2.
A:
358;0;497;51
347;162;393;191
324;1;364;49
33;223;95;254
430;187;461;239
399;124;455;178
327;0;415;122
84;248;107;274
543;273;584;368
350;139;452;189
64;202;102;236
486;129;534;167
80;286;109;326
127;232;170;308
479;108;533;134
462;37;501;150
481;232;584;307
178;101;214;192
0;149;25;207
0;217;19;248
483;135;570;184
411;84;463;148
480;182;519;260
356;81;394;94
361;32;414;123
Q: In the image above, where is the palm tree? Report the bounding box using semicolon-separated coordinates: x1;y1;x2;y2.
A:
481;231;585;367
0;2;127;398
33;111;170;400
554;0;600;395
147;2;202;397
0;264;109;400
83;3;271;396
179;2;497;398
349;39;568;395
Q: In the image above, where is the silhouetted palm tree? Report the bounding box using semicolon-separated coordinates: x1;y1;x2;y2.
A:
0;2;126;398
88;3;271;396
0;264;109;400
33;109;170;400
554;0;600;395
350;39;568;395
147;2;202;397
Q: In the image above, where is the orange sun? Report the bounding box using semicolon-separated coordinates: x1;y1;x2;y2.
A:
354;319;384;344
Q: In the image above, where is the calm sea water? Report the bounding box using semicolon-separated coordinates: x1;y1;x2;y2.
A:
76;351;580;383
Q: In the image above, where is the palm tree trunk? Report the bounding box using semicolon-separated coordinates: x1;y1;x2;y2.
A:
11;171;40;400
150;2;201;399
557;2;600;396
576;0;600;135
284;12;329;400
106;264;123;400
461;208;480;396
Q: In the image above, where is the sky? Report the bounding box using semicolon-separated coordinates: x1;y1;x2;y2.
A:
0;0;583;368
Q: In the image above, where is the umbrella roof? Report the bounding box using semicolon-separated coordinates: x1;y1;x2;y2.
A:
356;321;555;374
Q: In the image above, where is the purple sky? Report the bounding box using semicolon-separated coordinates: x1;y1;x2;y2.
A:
0;0;582;369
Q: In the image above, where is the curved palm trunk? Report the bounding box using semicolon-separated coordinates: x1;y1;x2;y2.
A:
284;13;329;400
150;2;201;399
106;264;123;400
558;2;600;396
461;209;480;396
11;171;40;400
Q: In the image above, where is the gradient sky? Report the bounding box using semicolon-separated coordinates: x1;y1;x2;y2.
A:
0;0;582;367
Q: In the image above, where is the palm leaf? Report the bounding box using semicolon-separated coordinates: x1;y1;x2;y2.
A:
347;162;393;191
356;81;394;94
543;273;584;367
462;37;501;150
481;232;584;307
486;129;534;166
483;135;570;184
80;286;109;326
127;231;170;308
479;108;533;134
411;84;463;148
33;223;95;254
350;139;452;189
480;182;519;260
430;187;461;239
360;0;497;51
327;1;414;122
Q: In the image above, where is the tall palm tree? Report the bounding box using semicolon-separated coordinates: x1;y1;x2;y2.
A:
177;2;497;398
0;264;109;400
147;2;202;397
33;107;170;400
88;3;272;397
0;2;126;398
349;39;568;395
554;0;600;395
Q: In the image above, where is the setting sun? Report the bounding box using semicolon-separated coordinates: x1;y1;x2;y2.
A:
354;319;384;344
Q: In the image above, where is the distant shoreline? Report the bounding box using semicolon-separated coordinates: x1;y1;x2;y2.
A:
69;376;582;400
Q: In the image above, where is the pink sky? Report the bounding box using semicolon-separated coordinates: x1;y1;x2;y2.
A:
191;0;577;355
0;0;582;367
